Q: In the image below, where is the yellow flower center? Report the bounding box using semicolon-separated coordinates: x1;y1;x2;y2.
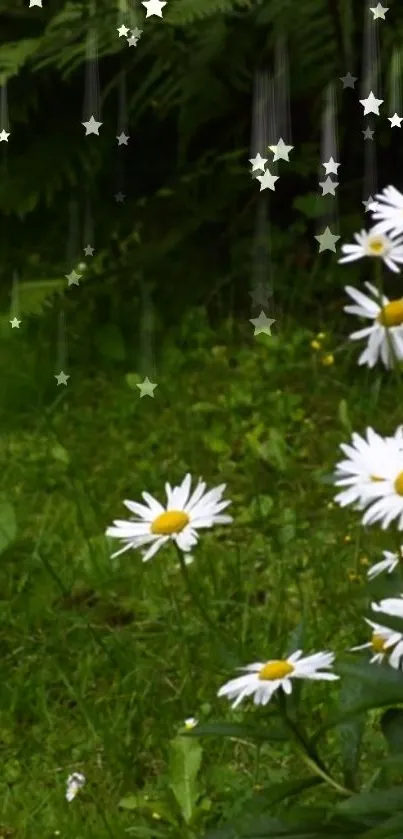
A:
371;633;386;653
368;237;386;255
377;300;403;327
258;660;295;681
151;510;190;535
394;472;403;496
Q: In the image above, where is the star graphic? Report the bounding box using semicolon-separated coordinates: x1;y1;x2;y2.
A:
82;115;103;135
29;0;42;6
388;113;403;127
55;371;70;386
137;376;158;397
362;126;374;140
127;34;141;46
322;156;340;175
65;269;82;287
369;3;389;20
249;283;271;308
359;91;383;116
117;24;130;36
141;0;166;17
267;137;294;162
250;311;275;336
10;317;21;328
314;226;341;253
362;195;375;212
256;168;279;192
130;27;143;39
115;192;126;203
249;152;267;172
340;72;357;89
117;132;129;145
318;176;339;197
0;130;10;142
83;244;95;256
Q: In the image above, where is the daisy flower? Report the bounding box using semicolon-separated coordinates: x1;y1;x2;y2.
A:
350;618;403;669
217;650;338;709
66;772;86;802
183;717;198;730
334;427;403;509
338;226;403;273
367;547;403;580
106;473;232;562
368;185;403;238
344;282;403;369
372;595;403;619
358;456;403;529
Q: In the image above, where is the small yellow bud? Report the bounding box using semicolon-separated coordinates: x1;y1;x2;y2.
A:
347;571;360;582
311;340;321;350
317;332;326;340
344;534;351;543
321;353;334;366
359;557;370;566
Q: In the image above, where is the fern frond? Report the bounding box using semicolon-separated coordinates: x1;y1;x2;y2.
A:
0;39;39;83
7;280;65;318
167;0;252;25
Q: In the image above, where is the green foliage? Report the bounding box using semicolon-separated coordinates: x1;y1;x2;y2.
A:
0;500;16;555
168;735;202;824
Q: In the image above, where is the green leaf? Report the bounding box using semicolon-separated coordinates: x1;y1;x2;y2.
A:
336;787;403;818
361;813;403;838
125;373;140;390
5;279;64;317
183;720;287;743
118;794;178;826
336;669;366;790
338;399;352;434
50;445;70;465
0;39;40;82
0;501;17;555
95;324;126;361
168;735;202;825
313;659;403;741
252;776;322;809
292;192;323;219
258;428;288;471
380;708;403;755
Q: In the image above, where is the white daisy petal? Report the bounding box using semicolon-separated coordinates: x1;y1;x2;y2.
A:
334;427;403;521
106;475;232;562
218;649;338;708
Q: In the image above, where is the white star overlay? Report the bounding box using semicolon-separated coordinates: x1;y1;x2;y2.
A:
137;377;158;397
389;114;403;128
319;176;339;197
369;4;389;20
250;311;276;336
55;371;70;386
267;138;294;162
314;227;340;253
256;169;279;192
322;157;340;175
359;91;383;116
82;115;103;136
249;153;267;172
142;0;166;17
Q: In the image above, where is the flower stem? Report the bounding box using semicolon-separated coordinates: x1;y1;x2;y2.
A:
277;695;352;797
174;546;226;642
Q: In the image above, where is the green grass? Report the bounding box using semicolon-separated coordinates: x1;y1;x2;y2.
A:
1;309;403;838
